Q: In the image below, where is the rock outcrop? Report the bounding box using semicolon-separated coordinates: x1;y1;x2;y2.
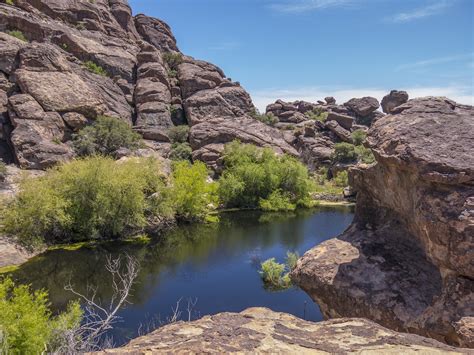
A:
98;308;468;354
0;0;293;170
292;97;474;348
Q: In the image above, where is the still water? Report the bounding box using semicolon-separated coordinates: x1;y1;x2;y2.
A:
11;206;354;345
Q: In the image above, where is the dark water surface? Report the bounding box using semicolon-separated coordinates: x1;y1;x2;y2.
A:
11;206;354;345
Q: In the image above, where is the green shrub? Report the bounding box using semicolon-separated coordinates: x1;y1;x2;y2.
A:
1;157;167;246
168;125;189;143
351;130;367;146
333;170;349;187
306;108;328;122
218;141;315;209
169;161;218;222
251;110;279;126
73;116;142;156
6;30;27;42
169;142;192;161
83;60;107;76
259;252;298;291
163;52;183;70
5;0;14;5
0;161;6;181
331;142;358;164
355;145;376;164
0;277;82;354
259;190;296;212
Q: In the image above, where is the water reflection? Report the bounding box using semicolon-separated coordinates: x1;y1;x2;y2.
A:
11;206;354;345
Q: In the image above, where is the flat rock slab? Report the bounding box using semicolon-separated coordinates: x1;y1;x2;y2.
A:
96;307;469;354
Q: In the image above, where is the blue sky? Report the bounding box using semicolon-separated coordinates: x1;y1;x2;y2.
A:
129;0;473;110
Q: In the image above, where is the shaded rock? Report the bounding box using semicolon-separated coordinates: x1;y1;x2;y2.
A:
325;120;352;143
381;90;409;113
292;97;474;347
61;112;88;131
326;111;353;130
294;135;334;170
98;307;469;354
325;96;336;105
344;96;380;116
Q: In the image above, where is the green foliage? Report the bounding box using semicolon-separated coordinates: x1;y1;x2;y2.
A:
351;129;367;146
5;0;14;5
83;60;107;76
1;157;167;246
306;108;328;122
169;143;192;162
218;141;315;210
259;190;296;212
259;252;299;290
73;116;142;156
163;52;183;70
167;69;177;78
168;125;189;143
285;251;299;271
355;145;376;164
0;277;82;354
169;161;218;222
6;30;27;42
0;161;6;181
332;142;358;164
251;110;279;126
333;170;349;187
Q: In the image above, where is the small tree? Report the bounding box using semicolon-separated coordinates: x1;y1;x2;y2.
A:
351;130;367;146
163;52;183;70
331;143;358;164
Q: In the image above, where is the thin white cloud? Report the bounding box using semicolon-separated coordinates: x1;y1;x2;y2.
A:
386;0;452;23
396;53;474;71
250;85;474;112
270;0;355;13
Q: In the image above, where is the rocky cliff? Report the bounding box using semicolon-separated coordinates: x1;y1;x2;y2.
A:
0;0;296;170
292;97;474;347
98;307;469;354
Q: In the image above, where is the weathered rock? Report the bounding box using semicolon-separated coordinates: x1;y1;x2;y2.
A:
135;14;179;52
98;308;469;354
325;120;352;143
325;96;336;105
295;135;334;170
344;96;380;117
381;90;409;113
61;112;88;131
326;111;354;130
292;97;474;347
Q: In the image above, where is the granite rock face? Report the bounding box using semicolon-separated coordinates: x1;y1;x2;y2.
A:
0;0;293;169
98;308;468;354
292;97;474;347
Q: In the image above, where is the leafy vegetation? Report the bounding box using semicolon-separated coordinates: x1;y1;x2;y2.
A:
83;60;108;76
169;161;218;222
5;0;14;5
355;145;376;164
333;170;349;187
0;277;82;354
1;157;168;247
73;116;142;156
168;125;189;144
351;129;367;146
306;108;328;122
259;251;299;290
168;125;192;161
331;142;358;164
163;52;183;70
251;110;279;126
0;161;6;182
218;141;315;211
6;30;27;42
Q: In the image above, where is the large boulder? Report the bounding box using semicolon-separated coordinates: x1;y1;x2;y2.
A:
292;97;474;347
344;96;380;117
97;308;469;354
381;90;409;113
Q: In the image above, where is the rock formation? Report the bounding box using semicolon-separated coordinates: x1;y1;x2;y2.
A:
97;307;469;354
292;97;474;348
0;0;294;170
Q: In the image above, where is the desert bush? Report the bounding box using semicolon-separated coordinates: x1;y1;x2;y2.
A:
169;161;218;222
259;190;296;212
83;60;107;76
168;125;189;143
0;277;82;354
163;52;183;70
259;251;299;290
333;170;349;187
1;157;167;246
73;116;142;156
0;161;6;181
169;143;192;162
251;110;279;126
285;251;299;271
6;30;27;42
331;142;358;164
355;145;376;164
218;141;315;210
306;108;328;122
351;129;367;146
